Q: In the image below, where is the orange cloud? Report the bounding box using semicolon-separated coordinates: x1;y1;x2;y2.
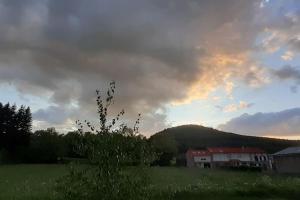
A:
223;101;253;112
172;52;269;105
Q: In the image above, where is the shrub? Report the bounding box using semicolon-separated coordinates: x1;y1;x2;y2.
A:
56;82;155;200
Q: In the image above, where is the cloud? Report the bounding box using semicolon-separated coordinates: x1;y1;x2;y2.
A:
288;36;300;52
273;65;300;82
216;101;254;113
33;105;77;124
0;0;282;135
33;119;77;133
218;108;300;137
257;1;300;54
272;65;300;92
271;65;300;93
281;51;294;61
260;0;270;8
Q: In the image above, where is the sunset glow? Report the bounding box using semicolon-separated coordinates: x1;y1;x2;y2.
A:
0;0;300;139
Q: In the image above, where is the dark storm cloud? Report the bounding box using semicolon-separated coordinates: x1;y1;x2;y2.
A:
0;0;261;134
219;108;300;137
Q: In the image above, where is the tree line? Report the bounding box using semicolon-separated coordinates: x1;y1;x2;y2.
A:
0;102;176;165
0;101;85;163
0;103;32;162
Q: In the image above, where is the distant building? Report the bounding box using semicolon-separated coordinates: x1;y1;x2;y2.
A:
273;147;300;174
186;147;270;169
186;150;212;168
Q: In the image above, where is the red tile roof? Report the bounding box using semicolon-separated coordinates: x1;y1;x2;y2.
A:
207;147;265;154
186;149;211;156
187;147;265;157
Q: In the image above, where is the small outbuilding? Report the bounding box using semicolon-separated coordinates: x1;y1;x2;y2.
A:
273;147;300;174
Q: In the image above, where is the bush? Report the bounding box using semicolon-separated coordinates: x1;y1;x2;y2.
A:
26;128;66;163
56;82;155;200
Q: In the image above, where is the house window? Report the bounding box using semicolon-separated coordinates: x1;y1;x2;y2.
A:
263;156;267;161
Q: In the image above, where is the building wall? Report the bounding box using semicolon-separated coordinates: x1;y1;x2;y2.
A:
186;154;195;168
212;153;251;162
194;156;211;162
186;151;270;169
274;155;300;174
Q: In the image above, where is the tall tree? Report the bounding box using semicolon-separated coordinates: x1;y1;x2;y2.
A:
0;102;32;161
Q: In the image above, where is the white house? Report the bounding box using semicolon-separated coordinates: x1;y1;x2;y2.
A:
186;147;270;169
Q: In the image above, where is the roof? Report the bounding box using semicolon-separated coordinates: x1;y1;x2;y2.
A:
273;147;300;156
186;147;265;157
207;147;265;154
186;149;210;156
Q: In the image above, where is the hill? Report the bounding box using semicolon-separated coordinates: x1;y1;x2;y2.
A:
151;124;300;154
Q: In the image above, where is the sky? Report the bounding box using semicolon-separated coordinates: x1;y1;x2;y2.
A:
0;0;300;139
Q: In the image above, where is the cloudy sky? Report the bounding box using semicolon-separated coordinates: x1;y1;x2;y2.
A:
0;0;300;139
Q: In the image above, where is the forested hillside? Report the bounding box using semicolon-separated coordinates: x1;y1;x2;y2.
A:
152;125;300;154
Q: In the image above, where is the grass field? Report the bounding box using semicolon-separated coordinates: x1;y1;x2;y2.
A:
0;165;300;200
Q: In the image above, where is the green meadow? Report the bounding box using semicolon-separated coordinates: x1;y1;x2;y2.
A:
0;165;300;200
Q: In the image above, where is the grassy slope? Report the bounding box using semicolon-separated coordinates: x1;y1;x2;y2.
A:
153;125;300;153
1;165;300;200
